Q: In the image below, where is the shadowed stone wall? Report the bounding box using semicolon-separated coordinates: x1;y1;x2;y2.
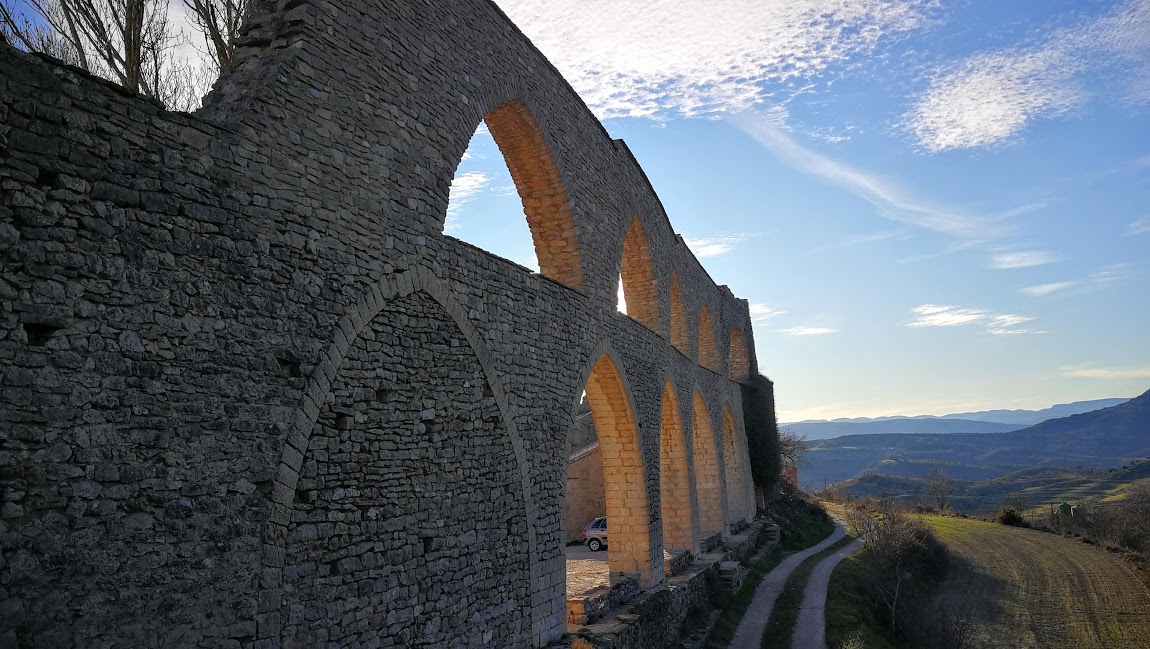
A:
0;1;767;646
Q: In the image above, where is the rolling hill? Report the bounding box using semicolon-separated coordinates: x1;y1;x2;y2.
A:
785;397;1129;439
804;389;1150;488
839;459;1150;513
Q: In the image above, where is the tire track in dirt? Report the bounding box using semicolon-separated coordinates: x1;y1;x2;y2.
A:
923;516;1150;649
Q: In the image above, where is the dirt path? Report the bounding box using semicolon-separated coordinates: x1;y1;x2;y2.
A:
729;526;846;649
791;538;863;649
921;515;1150;649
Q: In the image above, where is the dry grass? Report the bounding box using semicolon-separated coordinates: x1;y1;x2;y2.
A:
919;515;1150;648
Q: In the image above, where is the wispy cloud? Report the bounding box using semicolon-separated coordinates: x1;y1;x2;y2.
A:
494;0;934;119
803;230;905;256
1126;217;1150;235
905;0;1150;151
989;250;1059;269
445;171;490;232
905;304;1043;335
733;113;1015;240
750;304;787;324
1063;365;1150;380
1022;281;1080;297
1021;263;1130;297
683;233;757;257
779;326;838;336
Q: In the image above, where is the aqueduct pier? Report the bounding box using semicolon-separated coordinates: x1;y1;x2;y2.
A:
0;1;773;646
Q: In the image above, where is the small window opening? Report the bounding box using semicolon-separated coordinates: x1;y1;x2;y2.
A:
23;322;61;346
277;358;302;378
617;275;626;313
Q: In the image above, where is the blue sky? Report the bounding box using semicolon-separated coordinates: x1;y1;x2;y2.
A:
451;0;1150;421
9;0;1145;420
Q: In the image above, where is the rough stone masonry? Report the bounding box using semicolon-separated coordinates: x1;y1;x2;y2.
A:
0;1;768;647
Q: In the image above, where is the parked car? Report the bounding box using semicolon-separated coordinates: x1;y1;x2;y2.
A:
583;516;607;551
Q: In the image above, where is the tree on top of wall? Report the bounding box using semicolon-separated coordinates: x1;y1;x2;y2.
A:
0;0;251;110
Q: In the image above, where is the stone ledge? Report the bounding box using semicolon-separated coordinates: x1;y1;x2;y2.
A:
567;572;642;628
553;518;772;649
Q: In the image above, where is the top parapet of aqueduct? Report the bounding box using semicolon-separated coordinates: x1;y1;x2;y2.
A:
201;0;759;379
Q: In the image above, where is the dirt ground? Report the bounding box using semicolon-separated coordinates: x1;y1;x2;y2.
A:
921;515;1150;649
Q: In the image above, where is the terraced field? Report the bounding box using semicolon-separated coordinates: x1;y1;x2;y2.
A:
921;515;1150;649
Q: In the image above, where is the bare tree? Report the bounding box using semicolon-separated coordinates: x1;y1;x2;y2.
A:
925;465;951;511
779;428;809;469
182;0;248;71
1;0;227;110
847;505;948;635
0;5;81;63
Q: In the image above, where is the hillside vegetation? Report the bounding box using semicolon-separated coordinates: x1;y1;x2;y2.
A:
920;515;1150;649
805;389;1150;488
840;459;1150;514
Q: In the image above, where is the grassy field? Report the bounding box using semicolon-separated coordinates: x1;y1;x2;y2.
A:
920;515;1150;649
823;548;898;649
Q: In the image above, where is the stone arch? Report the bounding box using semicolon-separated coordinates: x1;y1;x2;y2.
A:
476;99;586;291
692;392;724;536
723;404;751;524
259;267;541;645
670;271;689;356
574;343;663;587
659;381;694;552
619;216;662;332
728;327;751;382
698;303;720;372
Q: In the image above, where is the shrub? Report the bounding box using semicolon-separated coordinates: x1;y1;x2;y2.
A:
846;506;950;636
996;508;1028;527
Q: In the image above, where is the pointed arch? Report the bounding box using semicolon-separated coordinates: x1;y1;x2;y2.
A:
670;271;689;356
583;352;662;587
698;303;720;372
728;327;751;382
619;216;662;332
723;405;751;524
483;100;585;291
692;392;724;536
279;288;532;645
659;382;694;552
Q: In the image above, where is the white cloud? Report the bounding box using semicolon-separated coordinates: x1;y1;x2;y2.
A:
906;304;989;327
906;0;1150;151
493;0;934;119
1022;281;1080;297
749;304;787;324
1063;365;1150;380
1020;264;1130;297
905;304;1043;334
733;113;1017;240
989;250;1058;269
779;327;838;336
683;233;757;257
1126;217;1150;235
444;171;490;232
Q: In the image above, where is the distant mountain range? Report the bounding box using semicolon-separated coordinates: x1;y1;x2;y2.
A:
802;390;1150;488
785;398;1129;440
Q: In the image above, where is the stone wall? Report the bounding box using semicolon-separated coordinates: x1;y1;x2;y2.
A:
0;1;767;646
565;443;606;543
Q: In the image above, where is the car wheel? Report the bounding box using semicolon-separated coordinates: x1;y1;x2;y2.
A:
588;538;602;552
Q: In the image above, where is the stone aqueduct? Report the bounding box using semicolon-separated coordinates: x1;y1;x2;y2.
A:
0;1;772;647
